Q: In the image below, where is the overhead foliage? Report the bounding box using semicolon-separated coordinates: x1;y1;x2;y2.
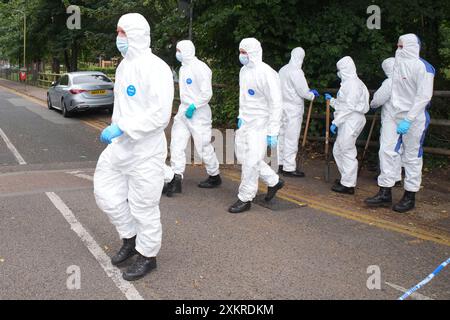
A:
0;0;449;124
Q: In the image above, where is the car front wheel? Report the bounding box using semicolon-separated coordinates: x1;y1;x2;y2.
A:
47;94;53;110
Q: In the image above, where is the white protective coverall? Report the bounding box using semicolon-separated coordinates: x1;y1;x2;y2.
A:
329;56;369;188
236;38;283;202
94;13;174;258
370;57;402;184
380;34;434;192
163;163;175;183
169;40;220;177
278;47;315;172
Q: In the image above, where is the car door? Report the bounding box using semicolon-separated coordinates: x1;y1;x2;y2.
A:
55;74;69;108
49;78;60;105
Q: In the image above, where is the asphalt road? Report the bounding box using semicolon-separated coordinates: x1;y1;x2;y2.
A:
0;86;449;300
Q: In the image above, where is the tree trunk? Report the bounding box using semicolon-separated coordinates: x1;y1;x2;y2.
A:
64;49;71;72
32;61;38;82
430;18;441;82
71;40;78;72
52;57;60;74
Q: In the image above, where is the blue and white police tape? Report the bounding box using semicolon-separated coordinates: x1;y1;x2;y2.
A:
399;257;450;300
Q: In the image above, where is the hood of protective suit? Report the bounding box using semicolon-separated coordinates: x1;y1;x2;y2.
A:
336;56;358;81
396;33;421;60
117;13;151;59
289;47;305;69
239;38;263;68
382;57;395;78
177;40;196;65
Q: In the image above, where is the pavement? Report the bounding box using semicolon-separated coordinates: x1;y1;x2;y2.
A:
0;79;449;300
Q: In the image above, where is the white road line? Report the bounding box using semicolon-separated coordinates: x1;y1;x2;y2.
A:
74;173;94;181
67;171;94;181
0;127;27;165
385;282;433;300
45;192;144;300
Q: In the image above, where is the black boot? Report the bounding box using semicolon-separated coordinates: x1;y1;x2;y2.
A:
281;169;305;178
198;174;222;188
111;236;137;266
365;187;392;207
278;165;283;174
228;199;251;214
393;191;416;213
166;174;182;197
265;179;285;201
122;253;157;281
331;181;355;195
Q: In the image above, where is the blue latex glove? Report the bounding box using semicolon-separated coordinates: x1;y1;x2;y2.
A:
309;89;320;98
237;118;243;129
397;119;411;134
330;124;337;135
324;93;333;101
267;136;278;148
100;124;123;144
185;103;196;119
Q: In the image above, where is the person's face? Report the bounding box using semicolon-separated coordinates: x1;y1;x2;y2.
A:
117;26;126;38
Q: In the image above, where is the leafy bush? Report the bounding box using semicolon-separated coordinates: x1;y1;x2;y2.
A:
78;65;116;75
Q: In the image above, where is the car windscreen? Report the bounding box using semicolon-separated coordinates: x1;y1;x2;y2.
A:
72;74;112;85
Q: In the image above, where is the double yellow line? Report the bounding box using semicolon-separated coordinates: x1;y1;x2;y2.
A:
222;170;450;247
83;119;108;131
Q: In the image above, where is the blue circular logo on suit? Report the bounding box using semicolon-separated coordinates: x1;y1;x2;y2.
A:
127;85;136;96
186;78;193;85
248;89;255;96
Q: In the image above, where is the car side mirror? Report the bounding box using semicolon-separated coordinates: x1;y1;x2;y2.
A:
51;81;56;87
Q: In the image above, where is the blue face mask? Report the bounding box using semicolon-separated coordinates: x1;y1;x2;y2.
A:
239;54;249;66
116;36;129;55
337;71;342;79
176;51;183;63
